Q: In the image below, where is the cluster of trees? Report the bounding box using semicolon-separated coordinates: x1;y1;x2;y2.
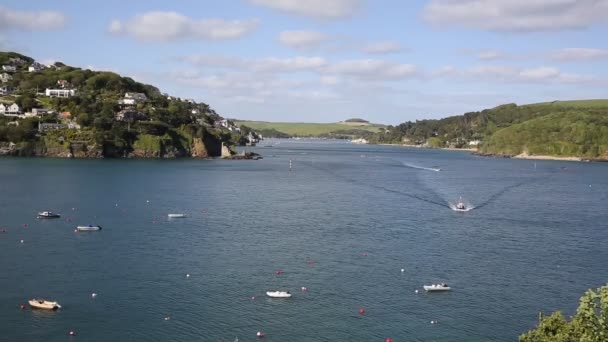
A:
0;52;231;157
367;102;608;158
520;285;608;341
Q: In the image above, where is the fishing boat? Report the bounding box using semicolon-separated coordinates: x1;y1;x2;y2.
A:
454;197;467;211
28;299;61;310
423;283;451;292
75;225;102;232
37;211;61;219
266;291;292;298
168;214;187;218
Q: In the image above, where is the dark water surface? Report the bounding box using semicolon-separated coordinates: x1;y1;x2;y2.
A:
1;141;607;341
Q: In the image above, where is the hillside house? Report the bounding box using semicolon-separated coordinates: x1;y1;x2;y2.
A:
56;80;71;89
0;86;15;96
0;73;12;83
8;57;25;65
115;109;147;122
38;123;68;132
117;98;137;106
28;62;46;72
2;65;17;73
468;140;481;147
0;103;22;116
125;92;147;102
58;111;71;119
30;108;55;116
45;88;75;98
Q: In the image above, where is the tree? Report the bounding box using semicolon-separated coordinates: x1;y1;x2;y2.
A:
520;284;608;342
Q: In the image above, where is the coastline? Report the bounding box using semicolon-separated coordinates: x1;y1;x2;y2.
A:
377;143;477;152
512;152;582;162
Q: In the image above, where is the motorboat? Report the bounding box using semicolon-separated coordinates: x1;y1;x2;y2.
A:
454;197;468;211
37;211;61;219
75;225;102;232
168;214;187;218
423;283;451;292
29;299;61;310
266;291;292;298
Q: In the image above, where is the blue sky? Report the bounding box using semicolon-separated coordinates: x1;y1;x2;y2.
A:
1;0;607;124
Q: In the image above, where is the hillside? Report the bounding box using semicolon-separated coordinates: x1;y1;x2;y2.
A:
0;51;241;158
369;100;608;159
235;120;385;138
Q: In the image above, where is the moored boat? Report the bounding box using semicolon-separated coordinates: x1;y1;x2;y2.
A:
168;213;187;218
423;283;451;292
266;291;292;298
29;299;61;310
75;225;102;232
37;211;61;219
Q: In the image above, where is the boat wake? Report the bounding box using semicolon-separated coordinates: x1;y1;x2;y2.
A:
401;162;441;172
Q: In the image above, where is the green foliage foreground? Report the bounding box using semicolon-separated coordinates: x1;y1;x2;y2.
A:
520;285;608;342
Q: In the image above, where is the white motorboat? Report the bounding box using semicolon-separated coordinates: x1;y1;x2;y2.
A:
29;299;61;310
37;211;61;219
76;225;102;232
168;214;187;218
266;291;292;298
423;283;451;292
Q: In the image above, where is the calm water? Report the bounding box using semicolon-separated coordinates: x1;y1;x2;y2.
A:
1;141;607;342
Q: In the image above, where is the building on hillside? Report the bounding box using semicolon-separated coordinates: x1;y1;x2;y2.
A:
124;92;147;102
58;111;71;119
117;98;137;106
185;98;196;104
0;85;15;96
468;140;481;147
0;103;22;116
45;88;75;98
2;65;17;73
56;79;71;89
30;108;56;116
115;109;147;122
28;62;46;72
0;73;12;83
8;57;26;65
38;123;68;132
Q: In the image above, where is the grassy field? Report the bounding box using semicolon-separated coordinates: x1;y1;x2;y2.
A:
527;99;608;108
235;120;385;136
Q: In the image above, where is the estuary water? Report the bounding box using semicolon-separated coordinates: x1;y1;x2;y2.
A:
1;140;607;341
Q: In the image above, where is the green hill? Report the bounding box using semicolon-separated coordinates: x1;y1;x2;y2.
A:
235;120;385;138
0;51;236;158
369;100;608;159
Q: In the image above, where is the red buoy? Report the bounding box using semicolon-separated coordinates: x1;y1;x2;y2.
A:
20;304;26;310
256;331;265;338
385;339;393;342
359;308;366;314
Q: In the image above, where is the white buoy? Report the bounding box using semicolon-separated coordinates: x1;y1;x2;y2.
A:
20;239;24;243
91;293;97;298
401;268;405;272
186;273;190;278
164;316;170;321
415;289;419;293
146;200;150;203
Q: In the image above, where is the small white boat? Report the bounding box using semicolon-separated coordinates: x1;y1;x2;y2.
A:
37;211;61;219
168;214;187;218
29;299;61;310
76;225;102;232
423;283;451;292
266;291;292;298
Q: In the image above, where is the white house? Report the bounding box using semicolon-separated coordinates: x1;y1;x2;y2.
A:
117;98;137;106
0;86;15;96
30;108;55;116
0;103;21;116
2;65;17;73
468;140;482;146
0;73;12;83
28;62;46;72
124;92;147;102
45;88;75;98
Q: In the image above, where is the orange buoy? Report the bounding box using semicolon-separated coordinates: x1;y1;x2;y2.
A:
359;308;366;314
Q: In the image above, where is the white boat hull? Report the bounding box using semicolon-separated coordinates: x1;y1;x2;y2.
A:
168;214;187;218
423;285;451;292
76;226;102;231
266;291;292;298
29;299;61;310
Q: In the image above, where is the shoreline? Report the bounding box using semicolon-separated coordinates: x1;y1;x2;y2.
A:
377;143;477;152
512;153;582;162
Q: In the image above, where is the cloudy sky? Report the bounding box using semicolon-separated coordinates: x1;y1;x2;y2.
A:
1;0;607;123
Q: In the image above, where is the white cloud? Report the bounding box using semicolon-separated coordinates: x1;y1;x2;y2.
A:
248;0;361;19
182;55;327;73
362;41;404;54
437;64;597;83
477;49;508;60
278;30;328;49
108;11;259;42
423;0;608;32
550;48;608;61
0;6;66;31
320;75;340;85
327;59;419;80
